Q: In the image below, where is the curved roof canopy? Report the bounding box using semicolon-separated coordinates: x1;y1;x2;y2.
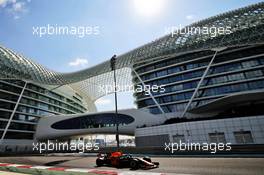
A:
0;2;264;101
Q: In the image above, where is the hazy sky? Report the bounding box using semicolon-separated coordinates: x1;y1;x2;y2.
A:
0;0;262;111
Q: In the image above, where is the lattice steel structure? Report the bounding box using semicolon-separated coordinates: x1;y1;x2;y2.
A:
0;2;264;101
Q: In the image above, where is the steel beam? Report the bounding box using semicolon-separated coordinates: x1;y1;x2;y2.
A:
0;81;28;142
132;68;165;114
181;50;219;118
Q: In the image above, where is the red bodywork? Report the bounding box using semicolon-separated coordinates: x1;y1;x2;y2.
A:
96;151;159;170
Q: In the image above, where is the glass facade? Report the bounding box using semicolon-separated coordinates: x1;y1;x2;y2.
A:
0;80;87;140
51;113;134;130
133;45;264;114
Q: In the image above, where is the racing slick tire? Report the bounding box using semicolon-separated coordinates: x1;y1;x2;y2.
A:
130;160;139;169
153;162;160;166
96;158;104;167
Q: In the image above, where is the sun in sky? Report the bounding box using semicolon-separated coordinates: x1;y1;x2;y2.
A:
132;0;167;17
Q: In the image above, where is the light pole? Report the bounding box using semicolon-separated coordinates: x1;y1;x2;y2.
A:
110;55;119;149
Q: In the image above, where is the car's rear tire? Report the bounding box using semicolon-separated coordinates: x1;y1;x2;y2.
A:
130;160;138;169
96;159;104;167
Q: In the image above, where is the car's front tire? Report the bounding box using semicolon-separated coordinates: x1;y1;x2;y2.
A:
96;158;104;167
153;162;159;166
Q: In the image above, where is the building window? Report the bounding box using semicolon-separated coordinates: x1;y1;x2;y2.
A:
227;73;244;82
245;70;263;79
172;134;185;143
241;60;259;68
156;70;168;77
248;80;264;89
208;132;226;143
170;84;183;92
234;131;254;144
168;67;180;74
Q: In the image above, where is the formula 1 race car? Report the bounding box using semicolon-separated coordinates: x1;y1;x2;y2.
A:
96;151;159;170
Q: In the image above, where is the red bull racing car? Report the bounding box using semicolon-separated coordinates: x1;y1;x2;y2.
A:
96;151;159;170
